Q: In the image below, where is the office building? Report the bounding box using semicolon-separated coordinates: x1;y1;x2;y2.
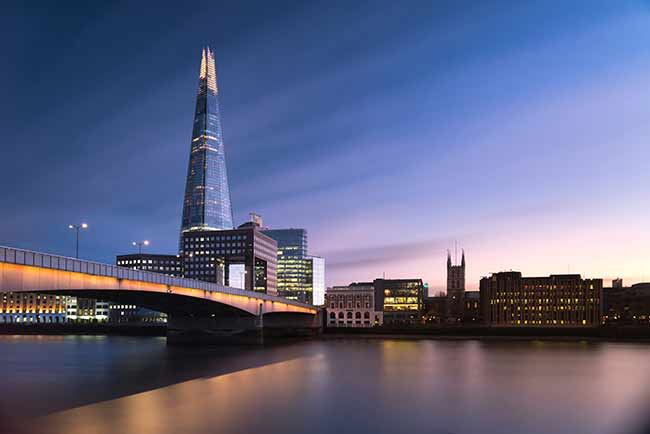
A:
480;272;602;327
112;253;182;324
374;278;424;325
262;228;311;302
116;253;182;276
181;220;278;294
307;256;325;306
65;297;109;323
603;281;650;324
180;46;234;236
326;283;382;327
0;293;68;323
262;227;326;305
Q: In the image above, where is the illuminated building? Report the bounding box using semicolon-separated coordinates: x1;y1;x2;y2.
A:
180;219;278;295
447;250;465;322
0;292;67;323
180;46;234;236
116;253;182;276
603;281;650;325
112;253;182;323
374;278;424;325
262;228;309;301
325;283;382;327
261;228;325;305
307;256;325;306
480;272;602;327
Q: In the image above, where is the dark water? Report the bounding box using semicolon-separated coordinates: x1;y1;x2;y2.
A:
1;336;650;434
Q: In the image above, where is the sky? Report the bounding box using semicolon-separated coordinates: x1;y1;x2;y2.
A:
1;0;650;291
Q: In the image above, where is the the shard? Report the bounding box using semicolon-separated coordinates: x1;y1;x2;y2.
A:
180;47;234;235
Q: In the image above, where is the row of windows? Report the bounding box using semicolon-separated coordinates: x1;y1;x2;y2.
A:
185;235;248;243
330;302;372;309
329;311;372;319
118;259;180;266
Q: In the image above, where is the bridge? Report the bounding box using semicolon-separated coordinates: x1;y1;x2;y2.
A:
0;246;321;343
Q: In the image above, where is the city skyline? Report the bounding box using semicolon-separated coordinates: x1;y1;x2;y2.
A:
2;1;650;291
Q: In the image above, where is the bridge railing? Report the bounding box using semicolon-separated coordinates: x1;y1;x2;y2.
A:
0;246;315;311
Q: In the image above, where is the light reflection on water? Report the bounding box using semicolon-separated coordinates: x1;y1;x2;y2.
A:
2;336;650;434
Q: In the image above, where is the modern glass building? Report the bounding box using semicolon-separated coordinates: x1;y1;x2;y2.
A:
262;229;313;303
180;47;234;236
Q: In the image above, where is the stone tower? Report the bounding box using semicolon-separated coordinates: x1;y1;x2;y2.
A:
446;249;466;322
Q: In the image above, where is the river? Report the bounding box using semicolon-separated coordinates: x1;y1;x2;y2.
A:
1;335;650;434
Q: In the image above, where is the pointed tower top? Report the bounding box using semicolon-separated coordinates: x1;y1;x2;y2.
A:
461;249;465;266
198;46;218;93
447;250;452;268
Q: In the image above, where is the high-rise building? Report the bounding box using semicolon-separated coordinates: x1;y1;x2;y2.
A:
262;229;310;301
447;249;466;322
262;228;325;305
480;272;602;327
180;46;234;236
180;222;278;295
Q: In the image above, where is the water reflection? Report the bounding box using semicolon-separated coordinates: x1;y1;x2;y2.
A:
2;337;650;434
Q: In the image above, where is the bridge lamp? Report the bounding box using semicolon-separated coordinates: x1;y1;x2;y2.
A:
68;223;89;259
133;240;150;254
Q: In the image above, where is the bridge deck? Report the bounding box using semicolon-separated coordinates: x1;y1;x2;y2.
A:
0;246;317;315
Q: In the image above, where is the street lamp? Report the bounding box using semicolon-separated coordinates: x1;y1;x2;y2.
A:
132;240;149;254
68;223;88;259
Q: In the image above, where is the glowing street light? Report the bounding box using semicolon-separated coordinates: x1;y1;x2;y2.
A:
68;223;89;259
132;240;150;254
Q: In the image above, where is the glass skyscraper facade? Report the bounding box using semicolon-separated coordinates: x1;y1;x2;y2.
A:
180;47;234;236
262;229;312;303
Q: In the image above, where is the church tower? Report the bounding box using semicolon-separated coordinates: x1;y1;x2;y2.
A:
446;249;466;322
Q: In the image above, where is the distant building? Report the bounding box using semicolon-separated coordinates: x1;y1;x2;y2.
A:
612;278;624;289
447;250;465;322
374;278;424;325
116;253;182;276
307;256;325;306
423;295;447;324
480;272;602;327
325;283;382;327
603;282;650;325
66;298;109;323
180;220;278;294
462;291;480;323
112;253;182;324
0;293;68;324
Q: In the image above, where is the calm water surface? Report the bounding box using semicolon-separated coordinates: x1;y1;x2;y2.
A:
1;336;650;434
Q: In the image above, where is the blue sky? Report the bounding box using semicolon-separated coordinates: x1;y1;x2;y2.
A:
1;0;649;290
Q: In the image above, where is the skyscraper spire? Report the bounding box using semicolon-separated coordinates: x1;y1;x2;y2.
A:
461;249;465;267
180;46;234;236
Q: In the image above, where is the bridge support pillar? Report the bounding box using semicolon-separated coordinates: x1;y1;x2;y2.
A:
166;310;322;345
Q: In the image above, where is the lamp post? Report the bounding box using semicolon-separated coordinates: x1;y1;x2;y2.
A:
132;240;149;254
68;223;88;259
